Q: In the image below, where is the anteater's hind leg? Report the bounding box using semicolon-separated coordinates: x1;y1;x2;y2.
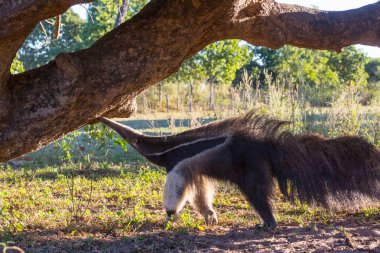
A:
238;164;277;229
189;176;218;225
244;188;277;229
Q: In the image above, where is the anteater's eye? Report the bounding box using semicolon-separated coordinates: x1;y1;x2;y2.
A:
132;139;137;144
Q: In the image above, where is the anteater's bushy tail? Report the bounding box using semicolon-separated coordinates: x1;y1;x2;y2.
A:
272;134;380;209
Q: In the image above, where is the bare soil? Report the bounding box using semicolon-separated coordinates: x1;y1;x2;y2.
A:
14;221;379;253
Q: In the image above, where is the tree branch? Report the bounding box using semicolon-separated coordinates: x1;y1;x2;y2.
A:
114;0;129;28
231;1;380;51
0;0;92;62
1;0;380;161
54;15;62;39
0;0;93;121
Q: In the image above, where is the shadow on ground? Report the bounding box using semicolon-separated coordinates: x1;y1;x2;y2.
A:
10;221;380;253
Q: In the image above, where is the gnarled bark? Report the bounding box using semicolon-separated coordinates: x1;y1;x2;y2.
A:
0;0;91;115
0;0;380;162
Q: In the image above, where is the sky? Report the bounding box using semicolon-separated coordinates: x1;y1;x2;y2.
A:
72;0;380;58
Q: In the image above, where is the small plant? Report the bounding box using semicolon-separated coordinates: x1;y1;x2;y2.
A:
237;69;254;110
264;71;305;133
65;164;95;225
328;86;362;137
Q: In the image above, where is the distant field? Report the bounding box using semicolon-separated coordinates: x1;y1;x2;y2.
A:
20;107;380;168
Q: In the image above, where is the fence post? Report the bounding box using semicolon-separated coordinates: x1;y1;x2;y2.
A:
166;94;170;112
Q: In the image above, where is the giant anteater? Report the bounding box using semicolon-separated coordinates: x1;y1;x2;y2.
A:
101;112;380;228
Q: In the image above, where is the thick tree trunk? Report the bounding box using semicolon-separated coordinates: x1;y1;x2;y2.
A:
1;0;380;161
0;0;92;120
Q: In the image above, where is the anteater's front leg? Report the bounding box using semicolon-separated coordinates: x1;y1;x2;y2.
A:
189;176;218;225
163;165;218;225
163;167;189;222
163;142;230;225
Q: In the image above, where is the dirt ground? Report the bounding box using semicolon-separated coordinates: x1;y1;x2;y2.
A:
12;221;378;253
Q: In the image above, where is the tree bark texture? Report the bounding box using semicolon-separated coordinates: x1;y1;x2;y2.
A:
0;0;91;117
1;0;380;162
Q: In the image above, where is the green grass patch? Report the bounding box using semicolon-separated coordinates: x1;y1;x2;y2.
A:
0;162;378;251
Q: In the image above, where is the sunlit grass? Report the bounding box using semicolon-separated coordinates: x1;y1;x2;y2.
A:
1;162;378;251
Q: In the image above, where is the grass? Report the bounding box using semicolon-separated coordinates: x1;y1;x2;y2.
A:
1;163;379;246
1;102;380;252
1;161;379;252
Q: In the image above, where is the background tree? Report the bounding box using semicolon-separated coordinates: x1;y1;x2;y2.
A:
234;45;370;106
176;54;204;112
18;10;86;70
233;47;280;86
18;0;147;71
277;46;369;105
365;58;380;84
364;58;380;102
197;40;250;110
114;0;129;28
10;55;24;74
